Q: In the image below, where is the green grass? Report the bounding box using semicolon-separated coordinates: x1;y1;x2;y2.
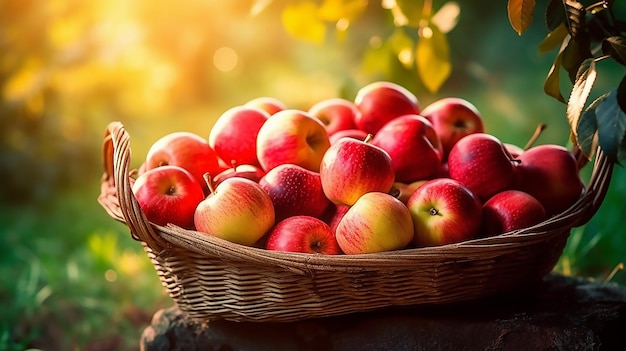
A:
0;182;171;351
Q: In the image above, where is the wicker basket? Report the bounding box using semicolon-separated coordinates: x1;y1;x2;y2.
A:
98;121;613;323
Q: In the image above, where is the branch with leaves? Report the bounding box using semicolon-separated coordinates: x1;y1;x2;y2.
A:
508;0;626;163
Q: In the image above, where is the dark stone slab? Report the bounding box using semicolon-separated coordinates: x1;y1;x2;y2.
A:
140;274;626;351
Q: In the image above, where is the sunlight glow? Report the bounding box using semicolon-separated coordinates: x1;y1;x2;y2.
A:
213;46;238;72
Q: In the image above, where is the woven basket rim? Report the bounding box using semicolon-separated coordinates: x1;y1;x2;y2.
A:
98;121;613;267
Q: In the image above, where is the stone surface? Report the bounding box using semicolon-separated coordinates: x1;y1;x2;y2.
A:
140;274;626;351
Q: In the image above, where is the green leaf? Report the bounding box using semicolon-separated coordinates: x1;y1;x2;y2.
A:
576;96;601;160
595;88;626;163
431;2;460;34
602;36;626;66
539;22;568;54
507;0;536;35
394;0;425;27
545;0;566;31
389;28;415;69
317;0;368;22
416;24;451;93
544;34;570;103
567;58;597;142
281;1;326;44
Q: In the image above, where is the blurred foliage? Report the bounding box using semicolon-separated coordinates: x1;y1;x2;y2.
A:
0;0;624;350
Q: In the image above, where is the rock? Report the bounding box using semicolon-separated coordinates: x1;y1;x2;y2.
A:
140;274;626;351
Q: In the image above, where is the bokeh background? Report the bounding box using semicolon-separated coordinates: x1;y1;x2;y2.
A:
1;1;625;350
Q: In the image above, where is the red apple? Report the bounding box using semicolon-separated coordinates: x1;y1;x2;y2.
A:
194;177;275;246
329;128;369;144
212;164;266;186
335;192;414;254
244;96;287;115
308;97;359;136
372;114;444;183
256;109;330;172
514;144;585;216
132;165;205;229
407;178;483;247
420;97;485;159
145;131;223;195
353;81;421;135
447;133;518;201
259;163;331;222
208;105;270;167
482;190;547;237
320;136;395;206
265;216;342;254
326;204;350;233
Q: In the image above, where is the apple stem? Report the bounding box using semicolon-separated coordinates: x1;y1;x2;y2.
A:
203;172;216;195
364;134;373;143
523;123;547;150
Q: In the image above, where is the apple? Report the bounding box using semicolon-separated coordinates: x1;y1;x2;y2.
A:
320;136;395;206
505;143;525;158
447;133;518;201
259;163;331;222
335;192;414;254
389;180;427;204
307;97;359;136
145;131;223;195
407;178;483;247
420;97;485;159
212;164;266;186
256;109;331;172
329;128;369;144
132;165;205;229
208;105;270;167
194;177;275;246
372;114;444;183
325;204;350;233
513;144;585;216
265;216;342;254
353;81;421;135
244;96;287;115
482;190;547;237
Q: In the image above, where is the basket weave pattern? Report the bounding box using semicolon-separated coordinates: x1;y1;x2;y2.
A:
98;121;613;323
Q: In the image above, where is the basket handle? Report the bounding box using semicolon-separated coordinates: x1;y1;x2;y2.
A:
101;121;168;252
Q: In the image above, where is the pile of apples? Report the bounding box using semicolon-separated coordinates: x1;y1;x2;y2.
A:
132;81;585;255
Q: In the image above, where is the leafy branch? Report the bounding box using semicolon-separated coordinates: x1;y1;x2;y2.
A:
508;0;626;163
255;0;460;93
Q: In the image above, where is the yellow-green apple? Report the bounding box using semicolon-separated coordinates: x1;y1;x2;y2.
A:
481;190;547;237
208;105;269;167
194;177;275;246
329;128;369;144
513;144;584;216
307;97;359;136
320;136;395;206
335;192;414;254
259;163;331;222
389;180;427;204
353;81;421;135
265;215;342;254
145;131;223;195
244;96;287;115
372;115;444;183
132;165;205;229
212;164;266;186
420;97;485;159
407;178;482;247
447;133;518;201
256;109;330;172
